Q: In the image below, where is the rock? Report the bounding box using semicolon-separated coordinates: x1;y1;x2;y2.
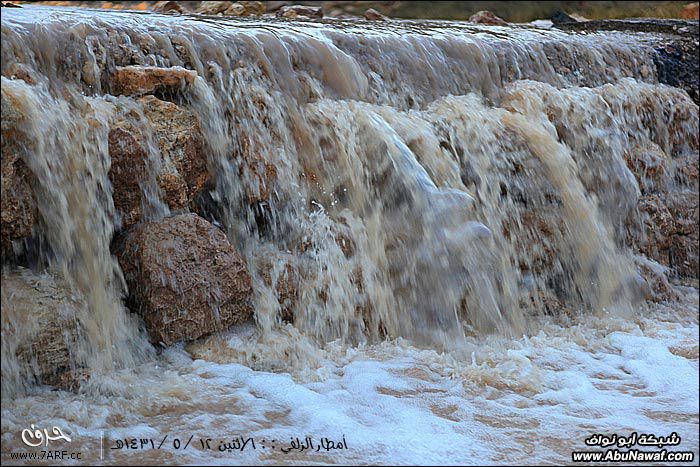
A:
667;192;699;278
364;8;387;21
258;257;300;323
263;1;291;12
623;142;670;194
110;66;197;97
468;10;507;26
0;2;22;7
1;85;37;255
633;194;675;257
139;96;208;201
224;1;265;16
674;153;699;186
551;10;579;25
634;256;680;302
670;234;699;278
0;151;35;253
1;269;81;392
108;123;153;228
115;213;253;345
196;1;232;15
152;1;184;13
108;96;208;229
630;192;699;278
4;63;36;85
681;2;699;19
277;5;323;19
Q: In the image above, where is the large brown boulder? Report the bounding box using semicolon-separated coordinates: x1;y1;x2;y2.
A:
108;96;208;229
116;213;253;345
110;66;196;97
1;269;81;393
1;83;37;255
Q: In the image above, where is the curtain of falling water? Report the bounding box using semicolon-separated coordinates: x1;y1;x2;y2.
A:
1;77;152;396
1;7;698;389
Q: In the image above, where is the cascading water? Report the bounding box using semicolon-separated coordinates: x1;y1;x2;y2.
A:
1;5;698;465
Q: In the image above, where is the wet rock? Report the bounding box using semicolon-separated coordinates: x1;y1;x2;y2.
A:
139;96;208;201
364;8;387;21
1;85;37;256
552;18;699;104
152;1;184;13
674;153;699;186
670;233;699;278
110;66;197;97
225;1;265;16
666;192;699;278
634;256;680;302
1;269;81;391
108;123;152;228
0;151;35;253
633;194;675;257
551;11;578;25
468;10;507;26
3;63;36;85
277;5;323;19
623;142;670;194
631;192;699;278
653;35;700;105
108;96;208;229
115;213;253;345
196;1;232;14
258;257;300;323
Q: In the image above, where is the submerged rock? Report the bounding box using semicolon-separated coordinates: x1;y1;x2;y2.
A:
110;66;197;97
116;213;253;346
634;256;680;302
1;84;37;256
1;269;81;392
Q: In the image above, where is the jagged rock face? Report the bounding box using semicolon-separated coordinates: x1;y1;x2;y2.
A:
0;269;81;394
115;213;253;346
1;86;37;255
108;96;208;229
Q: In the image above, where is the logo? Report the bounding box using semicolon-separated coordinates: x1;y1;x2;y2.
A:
21;424;72;447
